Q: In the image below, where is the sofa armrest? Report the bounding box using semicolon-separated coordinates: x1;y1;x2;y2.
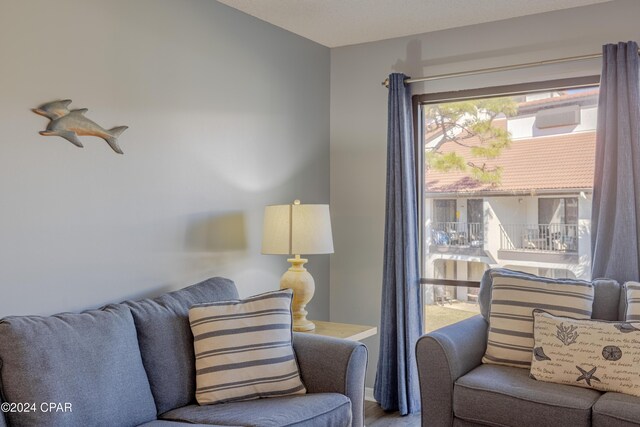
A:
292;333;368;427
415;315;488;427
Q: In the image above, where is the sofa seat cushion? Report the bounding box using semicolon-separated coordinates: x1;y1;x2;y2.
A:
593;392;640;426
0;305;157;427
160;393;351;427
453;419;489;427
126;277;239;414
454;364;601;427
137;421;220;427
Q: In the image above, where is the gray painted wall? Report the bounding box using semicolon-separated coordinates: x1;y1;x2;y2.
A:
0;0;330;317
330;0;640;386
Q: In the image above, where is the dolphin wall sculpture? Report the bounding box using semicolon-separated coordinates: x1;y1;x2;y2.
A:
33;99;128;154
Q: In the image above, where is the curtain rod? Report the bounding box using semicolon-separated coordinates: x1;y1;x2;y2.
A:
381;52;613;88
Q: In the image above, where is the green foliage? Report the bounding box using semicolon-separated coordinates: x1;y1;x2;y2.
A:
427;151;467;172
426;96;517;185
471;166;503;184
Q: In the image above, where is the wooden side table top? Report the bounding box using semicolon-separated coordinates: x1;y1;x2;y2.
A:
307;320;377;342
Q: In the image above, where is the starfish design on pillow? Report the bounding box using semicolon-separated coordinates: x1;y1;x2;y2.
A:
576;366;601;387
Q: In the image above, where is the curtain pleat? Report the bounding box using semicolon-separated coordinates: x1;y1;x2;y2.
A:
591;41;640;283
373;73;422;415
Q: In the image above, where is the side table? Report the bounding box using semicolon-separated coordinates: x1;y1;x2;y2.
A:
306;320;377;341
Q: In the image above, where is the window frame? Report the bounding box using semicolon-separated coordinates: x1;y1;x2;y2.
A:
412;75;601;289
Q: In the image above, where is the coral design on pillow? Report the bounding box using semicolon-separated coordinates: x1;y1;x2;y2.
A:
555;323;579;345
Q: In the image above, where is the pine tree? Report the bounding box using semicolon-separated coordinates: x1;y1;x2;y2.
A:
425;97;517;184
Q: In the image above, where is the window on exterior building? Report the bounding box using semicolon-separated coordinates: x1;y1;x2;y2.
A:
538;197;579;224
416;77;599;333
467;199;484;245
434;199;456;223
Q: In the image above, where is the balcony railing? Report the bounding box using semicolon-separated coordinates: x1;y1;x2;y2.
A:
500;223;578;253
431;222;484;248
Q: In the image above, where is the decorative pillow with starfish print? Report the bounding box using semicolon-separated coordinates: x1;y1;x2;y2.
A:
530;309;640;397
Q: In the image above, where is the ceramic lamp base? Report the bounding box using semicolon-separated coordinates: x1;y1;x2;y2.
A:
280;255;316;332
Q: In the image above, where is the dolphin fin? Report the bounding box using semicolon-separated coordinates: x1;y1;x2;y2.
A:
40;130;84;148
72;108;88;115
104;126;128;154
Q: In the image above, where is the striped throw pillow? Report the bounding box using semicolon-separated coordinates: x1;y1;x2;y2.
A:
483;273;594;368
624;282;640;320
189;289;306;405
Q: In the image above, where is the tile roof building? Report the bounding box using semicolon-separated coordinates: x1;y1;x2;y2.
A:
425;90;598;196
425;130;596;196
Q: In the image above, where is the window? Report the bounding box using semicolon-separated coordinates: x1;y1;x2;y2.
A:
538;197;578;224
434;199;456;223
467;199;484;245
416;77;599;333
535;197;579;252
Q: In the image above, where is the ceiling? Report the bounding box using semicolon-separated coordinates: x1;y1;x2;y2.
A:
217;0;613;48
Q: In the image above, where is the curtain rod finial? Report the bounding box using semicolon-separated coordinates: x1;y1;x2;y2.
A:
382;78;390;88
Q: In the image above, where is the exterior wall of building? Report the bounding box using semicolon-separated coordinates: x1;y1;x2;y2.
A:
492;194;592;280
577;194;593;279
425;193;593;286
508;105;598;139
485;196;526;260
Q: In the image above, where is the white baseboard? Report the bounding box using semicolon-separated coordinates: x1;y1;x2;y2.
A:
365;387;376;402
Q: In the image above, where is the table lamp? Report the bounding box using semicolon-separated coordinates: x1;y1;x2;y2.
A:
261;200;334;331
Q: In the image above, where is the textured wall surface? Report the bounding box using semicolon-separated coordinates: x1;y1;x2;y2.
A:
0;0;330;317
330;0;640;386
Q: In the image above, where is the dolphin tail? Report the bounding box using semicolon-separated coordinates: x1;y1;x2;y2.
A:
105;126;128;155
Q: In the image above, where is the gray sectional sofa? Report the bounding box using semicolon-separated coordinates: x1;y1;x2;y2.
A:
0;277;367;427
416;270;639;427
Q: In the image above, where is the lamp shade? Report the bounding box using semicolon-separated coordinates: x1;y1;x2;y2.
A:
262;201;334;255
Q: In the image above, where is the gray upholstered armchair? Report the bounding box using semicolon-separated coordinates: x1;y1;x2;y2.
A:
416;315;488;426
415;269;634;427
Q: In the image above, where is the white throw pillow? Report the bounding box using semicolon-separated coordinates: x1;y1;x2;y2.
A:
483;272;594;368
189;289;306;405
531;310;640;397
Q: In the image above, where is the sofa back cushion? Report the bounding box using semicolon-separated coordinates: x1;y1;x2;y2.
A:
592;278;622;320
0;305;156;427
126;277;238;415
479;269;621;321
621;281;640;320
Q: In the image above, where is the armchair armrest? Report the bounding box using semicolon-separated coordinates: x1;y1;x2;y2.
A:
415;315;488;427
293;332;368;427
